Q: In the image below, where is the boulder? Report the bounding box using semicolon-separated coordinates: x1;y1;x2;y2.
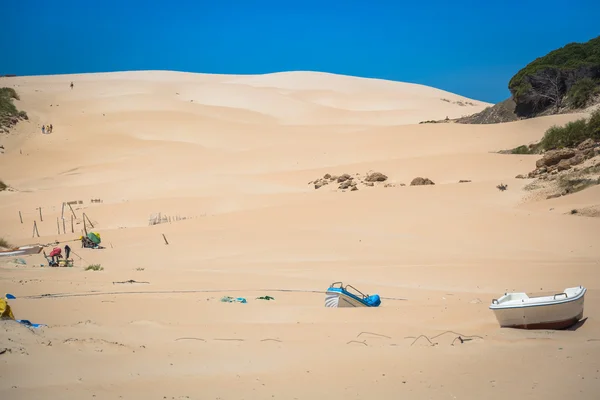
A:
535;149;576;168
365;172;388;182
351;186;358;191
569;153;585;166
410;177;435;186
314;179;329;189
337;174;352;183
583;148;595;158
323;173;331;180
577;138;595;151
515;174;525;179
458;179;471;183
339;180;353;190
365;182;374;187
557;159;571;171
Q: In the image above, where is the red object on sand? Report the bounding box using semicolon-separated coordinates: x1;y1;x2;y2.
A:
49;247;62;257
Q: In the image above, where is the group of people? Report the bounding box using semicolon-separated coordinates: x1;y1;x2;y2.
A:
41;124;53;134
48;244;71;267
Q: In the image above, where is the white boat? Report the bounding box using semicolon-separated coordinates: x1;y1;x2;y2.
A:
489;286;586;329
325;282;381;308
0;245;43;258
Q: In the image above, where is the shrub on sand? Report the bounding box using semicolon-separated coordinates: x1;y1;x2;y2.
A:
85;264;103;271
540;109;600;150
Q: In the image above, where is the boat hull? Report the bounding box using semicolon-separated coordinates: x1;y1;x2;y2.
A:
325;291;370;308
490;288;585;330
0;246;43;258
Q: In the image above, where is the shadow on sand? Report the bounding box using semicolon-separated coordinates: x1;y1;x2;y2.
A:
566;317;588;331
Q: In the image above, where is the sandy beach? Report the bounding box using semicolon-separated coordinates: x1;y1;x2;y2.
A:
1;71;599;399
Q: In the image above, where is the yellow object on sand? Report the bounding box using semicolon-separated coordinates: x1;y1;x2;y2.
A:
0;298;15;320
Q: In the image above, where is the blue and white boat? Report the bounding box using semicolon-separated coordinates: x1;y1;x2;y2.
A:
325;282;381;308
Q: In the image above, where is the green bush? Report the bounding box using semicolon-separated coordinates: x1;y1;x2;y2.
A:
0;87;27;129
0;87;19;100
540;119;587;149
540;109;600;150
587;108;600;139
568;78;600;108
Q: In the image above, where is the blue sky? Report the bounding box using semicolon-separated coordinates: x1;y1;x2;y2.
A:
1;0;599;103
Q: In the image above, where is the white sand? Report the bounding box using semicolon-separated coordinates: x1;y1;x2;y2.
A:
0;71;599;399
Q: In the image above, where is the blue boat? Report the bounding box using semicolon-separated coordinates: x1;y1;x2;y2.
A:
325;282;381;308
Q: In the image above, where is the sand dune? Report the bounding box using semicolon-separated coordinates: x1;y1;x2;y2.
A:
1;71;599;400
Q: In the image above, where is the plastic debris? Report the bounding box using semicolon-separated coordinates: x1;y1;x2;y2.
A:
220;296;247;304
16;320;47;328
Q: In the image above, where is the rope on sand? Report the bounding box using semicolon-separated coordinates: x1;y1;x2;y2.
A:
21;288;409;301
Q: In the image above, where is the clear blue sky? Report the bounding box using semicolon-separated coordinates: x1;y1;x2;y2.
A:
2;0;599;103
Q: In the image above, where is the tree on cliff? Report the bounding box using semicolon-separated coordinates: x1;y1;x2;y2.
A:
526;68;565;113
508;35;600;117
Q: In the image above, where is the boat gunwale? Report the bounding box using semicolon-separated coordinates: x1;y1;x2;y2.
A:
489;287;586;311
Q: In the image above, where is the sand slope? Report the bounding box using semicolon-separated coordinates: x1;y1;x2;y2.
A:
0;71;599;400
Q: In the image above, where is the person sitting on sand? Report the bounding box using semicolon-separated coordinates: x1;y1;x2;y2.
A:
49;247;62;266
41;125;45;134
70;82;74;90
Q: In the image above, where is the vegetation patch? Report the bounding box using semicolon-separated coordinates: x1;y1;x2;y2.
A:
557;176;600;194
85;264;104;271
568;78;600;108
0;87;28;132
540;109;600;150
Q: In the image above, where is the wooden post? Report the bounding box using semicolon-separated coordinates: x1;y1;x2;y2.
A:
57;217;60;235
162;234;169;245
32;221;39;238
61;202;65;220
19;211;23;224
71;215;74;233
83;213;94;229
83;213;88;235
68;203;77;219
63;218;66;234
39;207;43;222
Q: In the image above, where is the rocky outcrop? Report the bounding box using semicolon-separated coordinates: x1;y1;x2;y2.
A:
410;177;435;186
535;148;577;168
455;98;519;124
364;172;388;182
309;171;395;192
526;141;600;178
